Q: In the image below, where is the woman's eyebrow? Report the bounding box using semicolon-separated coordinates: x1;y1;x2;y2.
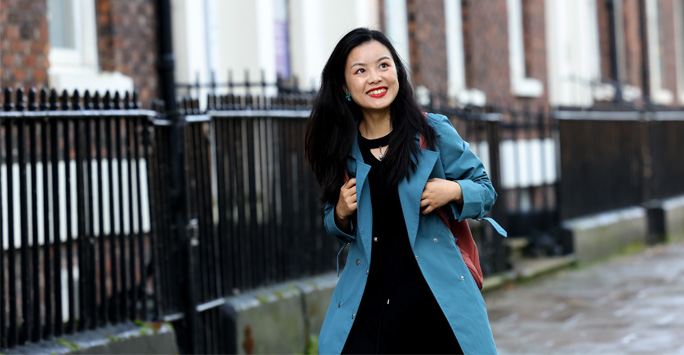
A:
351;56;391;69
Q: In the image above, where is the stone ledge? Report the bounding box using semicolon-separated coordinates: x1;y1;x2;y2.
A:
561;206;648;264
220;272;338;354
663;195;684;242
5;322;177;355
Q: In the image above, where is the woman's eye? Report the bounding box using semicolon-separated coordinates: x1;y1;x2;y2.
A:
355;68;365;74
380;63;389;69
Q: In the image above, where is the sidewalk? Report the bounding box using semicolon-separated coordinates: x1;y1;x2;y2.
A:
485;240;684;354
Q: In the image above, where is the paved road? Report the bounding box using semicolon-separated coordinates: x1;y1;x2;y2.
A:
485;240;684;354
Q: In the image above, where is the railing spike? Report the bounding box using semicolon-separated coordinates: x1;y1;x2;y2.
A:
92;91;101;110
103;90;112;109
83;90;92;109
4;88;14;111
132;90;141;109
15;87;26;111
124;91;132;109
113;91;121;109
39;88;49;111
28;87;38;111
72;89;81;110
49;88;59;110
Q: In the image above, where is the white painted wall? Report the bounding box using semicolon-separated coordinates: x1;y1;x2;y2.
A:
384;0;410;77
1;160;151;250
212;0;277;95
289;0;381;91
545;0;602;107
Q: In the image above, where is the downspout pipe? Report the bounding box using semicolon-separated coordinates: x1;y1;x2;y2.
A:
606;0;623;103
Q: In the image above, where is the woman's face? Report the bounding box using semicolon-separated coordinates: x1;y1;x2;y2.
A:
344;40;399;115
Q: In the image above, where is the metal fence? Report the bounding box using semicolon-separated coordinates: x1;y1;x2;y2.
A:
555;109;684;220
4;84;684;353
0;88;155;349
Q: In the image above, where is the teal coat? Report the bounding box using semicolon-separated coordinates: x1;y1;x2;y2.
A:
318;113;504;354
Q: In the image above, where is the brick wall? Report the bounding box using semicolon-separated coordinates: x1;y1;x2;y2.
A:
597;0;614;81
96;0;157;107
0;0;49;89
462;0;547;106
623;0;645;97
406;0;448;95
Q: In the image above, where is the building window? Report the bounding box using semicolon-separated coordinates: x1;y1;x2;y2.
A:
645;0;673;104
274;0;291;80
47;0;97;69
444;0;485;106
507;0;543;97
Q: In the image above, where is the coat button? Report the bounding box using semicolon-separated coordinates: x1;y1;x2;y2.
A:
373;237;378;242
338;302;341;308
415;255;418;259
433;238;438;242
366;268;369;274
356;259;361;265
352;313;355;319
461;275;465;280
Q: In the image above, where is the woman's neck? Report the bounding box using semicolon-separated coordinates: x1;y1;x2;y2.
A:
359;109;392;139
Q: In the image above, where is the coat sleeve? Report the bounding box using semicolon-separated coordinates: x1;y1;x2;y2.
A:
324;202;355;243
428;113;497;222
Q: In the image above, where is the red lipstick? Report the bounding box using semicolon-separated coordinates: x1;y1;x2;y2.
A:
366;86;388;98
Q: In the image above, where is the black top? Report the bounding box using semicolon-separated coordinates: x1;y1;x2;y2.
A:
342;131;462;354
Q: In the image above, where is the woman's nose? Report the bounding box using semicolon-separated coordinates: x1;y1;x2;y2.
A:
367;71;382;84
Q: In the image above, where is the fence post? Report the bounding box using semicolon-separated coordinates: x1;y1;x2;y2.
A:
485;114;508;273
156;0;198;353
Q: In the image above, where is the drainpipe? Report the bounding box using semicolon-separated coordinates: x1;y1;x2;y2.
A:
638;0;650;105
606;0;623;103
155;0;197;353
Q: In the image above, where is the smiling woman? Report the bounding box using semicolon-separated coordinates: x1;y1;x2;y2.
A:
305;28;503;354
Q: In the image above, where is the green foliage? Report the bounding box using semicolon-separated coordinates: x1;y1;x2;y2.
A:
305;334;318;355
104;334;124;343
57;338;83;351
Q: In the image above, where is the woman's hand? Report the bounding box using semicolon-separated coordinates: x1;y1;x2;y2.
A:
420;178;463;215
335;178;357;232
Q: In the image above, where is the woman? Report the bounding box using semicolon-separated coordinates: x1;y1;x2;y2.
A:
305;28;504;354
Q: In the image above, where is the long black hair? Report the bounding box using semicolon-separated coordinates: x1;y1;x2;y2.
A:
305;27;436;205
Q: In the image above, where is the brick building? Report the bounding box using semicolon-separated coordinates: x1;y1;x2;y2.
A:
0;0;157;106
1;0;684;108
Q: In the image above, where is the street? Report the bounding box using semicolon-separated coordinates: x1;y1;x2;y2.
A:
486;240;684;354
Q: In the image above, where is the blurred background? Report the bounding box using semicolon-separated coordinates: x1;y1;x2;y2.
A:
1;0;684;353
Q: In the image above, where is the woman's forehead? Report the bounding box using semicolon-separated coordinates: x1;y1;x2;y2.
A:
346;41;393;66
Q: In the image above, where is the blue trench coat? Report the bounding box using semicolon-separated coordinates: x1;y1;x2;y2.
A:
317;113;505;354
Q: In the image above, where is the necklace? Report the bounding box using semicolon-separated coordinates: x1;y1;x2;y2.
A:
378;145;388;160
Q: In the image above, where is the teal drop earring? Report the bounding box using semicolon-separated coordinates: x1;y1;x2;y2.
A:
345;91;351;101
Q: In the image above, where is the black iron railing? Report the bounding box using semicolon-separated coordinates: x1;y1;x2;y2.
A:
0;88;155;349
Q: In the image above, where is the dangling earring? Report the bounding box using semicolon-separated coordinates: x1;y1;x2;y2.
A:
345;91;351;101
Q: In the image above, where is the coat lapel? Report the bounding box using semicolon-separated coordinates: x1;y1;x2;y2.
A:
349;134;373;263
398;140;439;250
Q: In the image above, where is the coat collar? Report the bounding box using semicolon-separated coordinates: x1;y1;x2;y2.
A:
348;133;439;260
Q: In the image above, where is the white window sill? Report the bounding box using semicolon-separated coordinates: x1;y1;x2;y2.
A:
593;84;643;103
48;67;134;95
651;88;673;105
511;78;543;98
456;89;487;107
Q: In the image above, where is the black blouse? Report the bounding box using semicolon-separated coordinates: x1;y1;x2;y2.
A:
342;131;462;354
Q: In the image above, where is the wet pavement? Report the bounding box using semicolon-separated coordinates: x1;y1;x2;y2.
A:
485;240;684;354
